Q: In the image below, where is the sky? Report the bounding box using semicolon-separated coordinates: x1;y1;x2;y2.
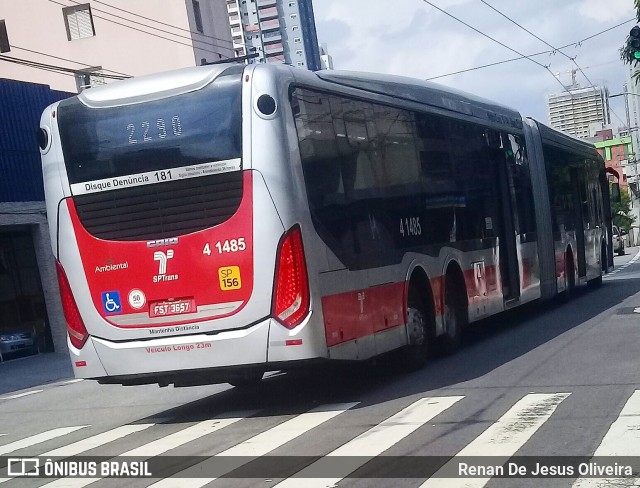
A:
312;0;638;129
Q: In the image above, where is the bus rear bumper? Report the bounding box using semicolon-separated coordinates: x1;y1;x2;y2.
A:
96;319;271;377
69;316;326;385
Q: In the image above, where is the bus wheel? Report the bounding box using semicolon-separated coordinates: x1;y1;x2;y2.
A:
562;250;576;300
228;369;264;388
441;273;465;354
588;275;603;288
601;242;608;274
589;244;604;288
402;286;431;369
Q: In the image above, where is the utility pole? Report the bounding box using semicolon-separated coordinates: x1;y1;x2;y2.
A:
608;88;640;244
624;83;632;136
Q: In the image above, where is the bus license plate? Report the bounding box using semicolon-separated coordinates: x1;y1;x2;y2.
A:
149;299;196;317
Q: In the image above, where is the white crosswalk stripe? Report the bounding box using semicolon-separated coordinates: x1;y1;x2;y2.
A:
274;395;464;488
420;392;570;488
44;423;155;457
5;390;640;486
39;412;256;488
572;390;640;488
148;402;359;488
0;426;88;456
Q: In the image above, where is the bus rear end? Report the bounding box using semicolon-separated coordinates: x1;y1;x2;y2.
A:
39;65;323;386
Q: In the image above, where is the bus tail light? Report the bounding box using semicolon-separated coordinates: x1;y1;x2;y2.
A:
55;260;88;349
272;225;310;329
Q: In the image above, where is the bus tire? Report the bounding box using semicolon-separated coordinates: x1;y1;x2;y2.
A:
588;275;602;288
402;286;432;370
441;271;466;355
561;249;576;301
228;369;264;388
601;242;608;274
589;243;604;288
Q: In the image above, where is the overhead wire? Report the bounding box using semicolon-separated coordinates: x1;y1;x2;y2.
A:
47;0;232;58
478;0;582;71
420;0;573;96
62;0;234;53
92;0;234;46
10;44;131;77
0;56;76;79
0;54;127;80
425;18;635;80
7;0;252;86
477;0;626;129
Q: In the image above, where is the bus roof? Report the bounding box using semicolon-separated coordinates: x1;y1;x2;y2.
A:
74;64;243;108
292;68;523;131
528;117;602;159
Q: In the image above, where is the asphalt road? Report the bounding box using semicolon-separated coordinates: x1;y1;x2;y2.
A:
2;250;640;487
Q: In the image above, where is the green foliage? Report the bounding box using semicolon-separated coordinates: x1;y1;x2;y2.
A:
620;4;640;75
612;187;635;231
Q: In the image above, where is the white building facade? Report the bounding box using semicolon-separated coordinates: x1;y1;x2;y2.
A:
547;85;611;138
0;0;234;93
320;43;333;70
225;0;321;70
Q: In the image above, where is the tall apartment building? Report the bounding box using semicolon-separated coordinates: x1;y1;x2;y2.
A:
226;0;321;70
546;84;611;138
0;0;234;93
320;43;334;70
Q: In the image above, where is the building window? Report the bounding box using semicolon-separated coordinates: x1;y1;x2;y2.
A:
291;13;297;19
289;1;295;6
292;26;299;31
193;0;204;33
297;62;304;66
294;37;301;43
296;49;303;55
63;4;95;41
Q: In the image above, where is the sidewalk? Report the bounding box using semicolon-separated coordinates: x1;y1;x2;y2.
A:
0;352;74;395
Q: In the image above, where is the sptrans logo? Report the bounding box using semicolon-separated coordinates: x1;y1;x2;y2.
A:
153;250;178;283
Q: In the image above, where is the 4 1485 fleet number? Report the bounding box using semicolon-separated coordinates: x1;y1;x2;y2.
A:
203;238;246;255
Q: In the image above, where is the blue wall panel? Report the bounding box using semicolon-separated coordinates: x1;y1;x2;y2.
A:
298;0;321;71
0;79;72;202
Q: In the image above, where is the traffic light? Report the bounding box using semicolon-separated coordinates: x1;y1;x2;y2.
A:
629;26;640;61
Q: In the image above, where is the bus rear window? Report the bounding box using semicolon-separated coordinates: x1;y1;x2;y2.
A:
57;68;242;185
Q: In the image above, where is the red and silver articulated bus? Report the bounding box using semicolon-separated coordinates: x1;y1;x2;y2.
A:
39;64;614;386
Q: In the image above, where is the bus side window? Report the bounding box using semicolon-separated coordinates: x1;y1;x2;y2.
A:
506;134;536;241
292;88;356;264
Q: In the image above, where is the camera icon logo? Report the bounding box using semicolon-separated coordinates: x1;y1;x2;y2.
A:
7;458;39;476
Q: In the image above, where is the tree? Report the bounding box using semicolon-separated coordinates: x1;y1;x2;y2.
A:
612;186;635;231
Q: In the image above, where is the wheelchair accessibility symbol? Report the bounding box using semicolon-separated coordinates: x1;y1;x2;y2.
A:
101;291;122;315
